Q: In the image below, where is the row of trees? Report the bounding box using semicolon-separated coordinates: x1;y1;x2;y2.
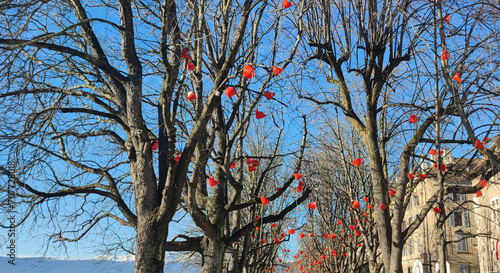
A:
1;0;499;272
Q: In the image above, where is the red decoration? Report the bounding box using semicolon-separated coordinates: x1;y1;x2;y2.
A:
353;200;361;209
273;66;283;75
288;228;295;234
474;139;485;150
433;207;442;213
443;14;450;23
308;201;317;210
186;61;196;71
349;225;355;230
352;158;362;166
308;233;313;237
271;223;277;227
476;190;483;197
368;204;373;209
151;140;158;151
363;197;368;202
294;173;303;180
255;109;266;119
261;196;270;205
379;204;387;210
225;87;237;98
440;50;450;61
243;65;255;79
408;173;415;180
187;91;196;100
181;49;191;60
283;0;293;9
429;149;436;155
453;73;461;82
354;230;361;236
419;174;427;180
174;154;181;162
483;137;491;144
481;179;487;187
208;177;219;187
229;162;236;169
296;185;304;192
337;220;342;225
409;114;418;124
264;91;275;100
299;233;304;238
389;189;397;197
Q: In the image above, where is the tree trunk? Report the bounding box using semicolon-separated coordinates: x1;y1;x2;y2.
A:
134;217;168;273
201;236;227;273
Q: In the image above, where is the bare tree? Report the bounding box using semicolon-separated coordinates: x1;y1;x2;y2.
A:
0;0;309;272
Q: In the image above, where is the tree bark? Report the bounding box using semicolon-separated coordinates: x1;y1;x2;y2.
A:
201;236;227;273
134;217;168;273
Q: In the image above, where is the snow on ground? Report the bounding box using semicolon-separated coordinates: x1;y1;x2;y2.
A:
0;256;200;273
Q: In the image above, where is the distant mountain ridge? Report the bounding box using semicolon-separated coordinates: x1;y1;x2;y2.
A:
0;256;199;273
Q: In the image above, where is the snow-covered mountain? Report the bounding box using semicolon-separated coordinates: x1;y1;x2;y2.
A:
0;256;200;273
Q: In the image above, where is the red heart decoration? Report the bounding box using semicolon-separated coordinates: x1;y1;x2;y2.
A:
187;91;196;100
443;14;450;23
229;162;236;169
389;189;397;196
288;228;295;234
379;204;387;210
151;140;158;151
261;196;270;205
474;139;485;150
299;233;304;238
440;50;450;61
429;149;436;155
419;174;427;180
208;177;219;187
352;200;360;209
181;49;191;60
174;154;181;162
352;158;362;166
273;66;283;75
354;230;361;236
477;190;483;197
186;61;196;71
453;73;461;82
368;204;373;209
363;197;368;202
264;91;275;100
294;173;303;180
337;220;342;225
481;179;487;187
409;114;418;124
225;87;237;98
308;201;317;210
433;207;442;213
283;0;293;9
243;65;255;79
255;109;266;119
408;173;415;179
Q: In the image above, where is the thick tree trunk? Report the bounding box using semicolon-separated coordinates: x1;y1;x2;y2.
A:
201;236;226;273
134;217;168;273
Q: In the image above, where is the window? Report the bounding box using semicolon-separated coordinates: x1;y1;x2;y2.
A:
463;211;470;227
408;267;412;273
417;238;421;253
409;239;414;255
457;235;467;252
452;193;466;202
450;211;462;227
458;264;470;273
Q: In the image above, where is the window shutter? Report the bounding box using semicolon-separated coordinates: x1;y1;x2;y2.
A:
463;211;470;227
